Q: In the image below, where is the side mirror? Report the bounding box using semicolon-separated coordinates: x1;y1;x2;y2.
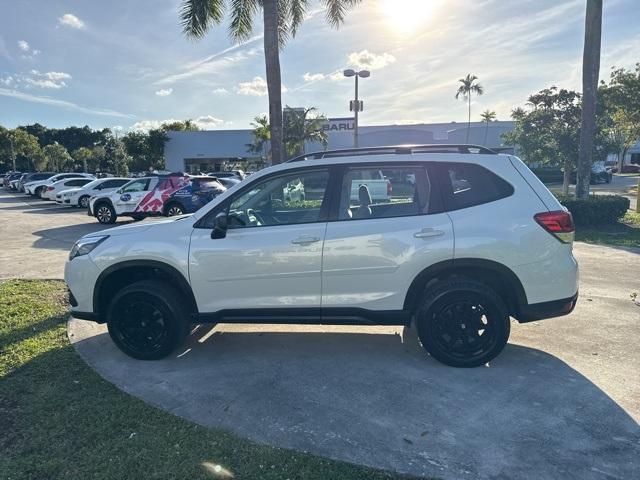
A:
211;212;228;239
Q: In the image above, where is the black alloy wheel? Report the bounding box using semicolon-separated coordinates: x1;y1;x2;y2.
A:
417;280;510;367
107;280;189;360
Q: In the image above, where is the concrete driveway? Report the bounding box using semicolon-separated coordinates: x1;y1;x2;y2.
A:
1;190;639;479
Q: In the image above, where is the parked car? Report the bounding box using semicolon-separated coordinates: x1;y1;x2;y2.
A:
348;169;391;201
3;172;22;189
162;176;226;216
213;176;241;189
56;177;131;208
66;144;579;368
88;174;221;224
570;162;612;184
42;177;95;200
18;172;56;193
209;170;245;180
24;173;93;197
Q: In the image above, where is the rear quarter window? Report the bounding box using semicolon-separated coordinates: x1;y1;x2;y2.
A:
440;162;514;211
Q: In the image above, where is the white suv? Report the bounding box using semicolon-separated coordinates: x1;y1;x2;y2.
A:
65;145;579;367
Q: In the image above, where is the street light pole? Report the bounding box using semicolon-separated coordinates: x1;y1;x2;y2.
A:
344;69;370;149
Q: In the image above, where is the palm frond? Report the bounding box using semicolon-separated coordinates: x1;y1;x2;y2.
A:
229;0;259;42
277;0;292;48
180;0;225;39
289;0;310;36
323;0;362;28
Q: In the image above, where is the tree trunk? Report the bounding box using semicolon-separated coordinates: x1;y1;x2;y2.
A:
263;0;283;165
617;147;627;173
466;97;471;143
575;0;602;199
563;157;572;195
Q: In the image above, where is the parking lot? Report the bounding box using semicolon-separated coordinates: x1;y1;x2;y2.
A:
1;187;639;479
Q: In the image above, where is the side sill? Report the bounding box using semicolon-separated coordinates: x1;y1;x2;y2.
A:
70;311;103;323
516;292;578;323
194;308;411;326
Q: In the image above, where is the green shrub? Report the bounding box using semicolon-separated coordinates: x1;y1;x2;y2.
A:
556;194;630;225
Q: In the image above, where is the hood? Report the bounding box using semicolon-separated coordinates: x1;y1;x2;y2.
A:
84;214;192;239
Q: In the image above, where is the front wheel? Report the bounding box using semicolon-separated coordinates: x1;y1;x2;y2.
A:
95;203;117;224
106;280;190;360
79;195;90;209
416;279;510;368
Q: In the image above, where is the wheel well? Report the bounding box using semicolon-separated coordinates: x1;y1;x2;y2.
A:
403;260;527;317
94;262;198;319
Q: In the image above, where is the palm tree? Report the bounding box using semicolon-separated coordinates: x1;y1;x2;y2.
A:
455;74;484;143
283;106;328;158
180;0;361;165
247;115;271;163
576;0;602;199
480;110;497;146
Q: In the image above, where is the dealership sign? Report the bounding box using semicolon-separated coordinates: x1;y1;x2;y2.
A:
322;117;355;132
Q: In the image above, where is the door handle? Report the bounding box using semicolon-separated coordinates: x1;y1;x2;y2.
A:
291;236;321;245
414;228;445;239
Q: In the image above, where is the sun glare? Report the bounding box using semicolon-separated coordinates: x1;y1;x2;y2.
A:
378;0;439;33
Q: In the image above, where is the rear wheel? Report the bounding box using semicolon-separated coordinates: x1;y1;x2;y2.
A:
165;203;185;217
106;280;190;360
79;195;90;209
95;203;117;224
34;186;44;198
416;279;510;368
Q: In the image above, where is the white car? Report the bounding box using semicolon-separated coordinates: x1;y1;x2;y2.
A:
66;144;579;367
25;173;93;198
56;177;131;208
42;177;95;200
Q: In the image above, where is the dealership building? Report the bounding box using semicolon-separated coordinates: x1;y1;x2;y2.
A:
163;119;517;173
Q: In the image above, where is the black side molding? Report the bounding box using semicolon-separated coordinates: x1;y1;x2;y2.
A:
195;307;411;326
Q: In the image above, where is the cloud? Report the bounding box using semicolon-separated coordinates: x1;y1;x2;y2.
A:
347;50;396;71
59;13;86;30
17;40;41;59
212;87;229;94
155;88;173;97
0;87;132;118
155;36;263;85
131;115;225;132
329;70;347;81
303;72;325;82
25;70;72;89
235;76;287;96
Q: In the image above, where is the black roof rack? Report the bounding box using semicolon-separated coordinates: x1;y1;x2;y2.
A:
287;144;498;163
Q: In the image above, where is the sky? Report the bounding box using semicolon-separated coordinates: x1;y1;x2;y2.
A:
0;0;638;132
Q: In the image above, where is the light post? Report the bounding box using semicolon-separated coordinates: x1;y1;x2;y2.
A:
343;69;370;148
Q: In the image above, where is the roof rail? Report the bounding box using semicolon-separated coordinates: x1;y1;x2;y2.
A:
287;144;498;163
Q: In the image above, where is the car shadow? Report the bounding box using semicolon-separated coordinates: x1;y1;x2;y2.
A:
32;221;133;250
71;321;640;480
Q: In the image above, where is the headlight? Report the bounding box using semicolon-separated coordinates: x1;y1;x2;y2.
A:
69;236;109;261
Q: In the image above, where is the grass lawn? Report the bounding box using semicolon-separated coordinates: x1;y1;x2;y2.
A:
0;280;418;480
575;211;640;248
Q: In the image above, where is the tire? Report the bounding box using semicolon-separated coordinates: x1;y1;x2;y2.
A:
107;280;190;360
95;203;117;224
416;279;510;368
131;213;145;221
165;203;185;217
78;195;90;209
34;186;44;198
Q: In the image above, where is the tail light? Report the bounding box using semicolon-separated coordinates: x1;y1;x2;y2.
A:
534;210;574;243
47;186;55;191
387;181;393;196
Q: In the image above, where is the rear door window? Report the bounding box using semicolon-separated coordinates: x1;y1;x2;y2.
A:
337;165;430;220
439;163;514;211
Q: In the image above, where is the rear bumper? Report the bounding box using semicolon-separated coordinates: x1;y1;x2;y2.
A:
517;292;578;323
